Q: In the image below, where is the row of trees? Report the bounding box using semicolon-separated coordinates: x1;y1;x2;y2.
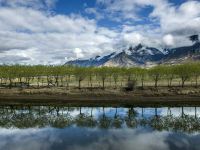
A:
0;63;200;89
0;105;199;132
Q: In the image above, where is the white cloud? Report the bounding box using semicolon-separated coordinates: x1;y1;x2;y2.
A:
95;0;200;47
123;33;143;44
0;0;57;10
119;24;162;47
0;7;97;33
0;0;200;64
96;0;140;21
0;6;118;64
74;48;84;59
85;8;104;20
95;0;168;21
151;0;200;36
163;34;174;46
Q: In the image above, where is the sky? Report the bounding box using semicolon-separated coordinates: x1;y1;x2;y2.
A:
0;0;199;64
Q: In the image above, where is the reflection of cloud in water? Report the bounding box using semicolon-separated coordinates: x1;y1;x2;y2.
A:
159;107;200;117
68;107;128;119
0;127;199;150
24;107;200;120
0;128;58;150
69;129;169;150
171;107;200;117
137;107;200;118
0;106;200;150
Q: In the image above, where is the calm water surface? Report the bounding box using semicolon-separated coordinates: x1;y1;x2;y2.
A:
0;105;200;150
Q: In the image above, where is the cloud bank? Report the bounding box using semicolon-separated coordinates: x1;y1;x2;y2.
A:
0;0;199;64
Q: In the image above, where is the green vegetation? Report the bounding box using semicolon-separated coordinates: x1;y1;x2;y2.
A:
0;62;200;89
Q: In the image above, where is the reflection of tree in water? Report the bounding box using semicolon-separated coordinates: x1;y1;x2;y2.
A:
50;115;72;128
111;107;124;128
75;107;97;128
172;115;200;133
98;107;112;129
139;108;148;126
49;106;73;128
125;107;138;128
1;106;50;128
12;113;37;128
0;106;200;133
149;108;164;131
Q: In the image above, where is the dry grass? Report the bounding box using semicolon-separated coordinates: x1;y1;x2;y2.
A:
1;85;200;98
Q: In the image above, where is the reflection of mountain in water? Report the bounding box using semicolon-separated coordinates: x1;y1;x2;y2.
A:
0;106;200;132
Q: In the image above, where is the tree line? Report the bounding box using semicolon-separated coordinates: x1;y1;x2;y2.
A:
0;62;200;89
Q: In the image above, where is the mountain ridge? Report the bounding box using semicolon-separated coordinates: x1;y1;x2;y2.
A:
65;42;200;67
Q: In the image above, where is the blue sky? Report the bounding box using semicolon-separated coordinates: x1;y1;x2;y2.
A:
0;0;199;64
53;0;186;28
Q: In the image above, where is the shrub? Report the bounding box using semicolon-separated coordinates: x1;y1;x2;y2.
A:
124;80;137;91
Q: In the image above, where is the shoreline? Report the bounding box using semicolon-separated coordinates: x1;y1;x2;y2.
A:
0;93;200;106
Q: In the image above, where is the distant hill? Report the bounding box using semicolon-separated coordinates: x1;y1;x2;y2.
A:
65;42;200;67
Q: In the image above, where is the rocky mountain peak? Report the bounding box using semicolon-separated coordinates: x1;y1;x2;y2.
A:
65;42;200;67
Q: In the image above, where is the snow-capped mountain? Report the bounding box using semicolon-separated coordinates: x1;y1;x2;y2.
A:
65;43;200;67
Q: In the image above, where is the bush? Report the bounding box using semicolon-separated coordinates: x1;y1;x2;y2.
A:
124;80;137;91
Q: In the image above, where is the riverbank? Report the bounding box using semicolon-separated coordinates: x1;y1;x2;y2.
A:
0;86;200;106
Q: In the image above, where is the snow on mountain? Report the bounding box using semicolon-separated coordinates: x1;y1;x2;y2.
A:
65;43;200;67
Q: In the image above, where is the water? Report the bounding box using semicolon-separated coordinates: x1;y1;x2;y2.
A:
0;105;200;150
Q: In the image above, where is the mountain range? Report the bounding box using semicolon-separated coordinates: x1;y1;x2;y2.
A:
65;42;200;67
